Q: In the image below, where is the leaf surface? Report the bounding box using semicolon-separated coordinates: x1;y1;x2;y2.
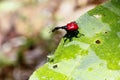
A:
29;1;120;80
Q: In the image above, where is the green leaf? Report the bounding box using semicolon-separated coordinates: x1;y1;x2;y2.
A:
29;0;120;80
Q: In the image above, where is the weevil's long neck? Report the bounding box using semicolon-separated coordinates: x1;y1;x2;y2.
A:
52;26;67;32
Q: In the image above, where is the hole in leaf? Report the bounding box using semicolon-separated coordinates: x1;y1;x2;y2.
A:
95;40;101;44
105;32;108;34
104;31;109;34
53;64;58;69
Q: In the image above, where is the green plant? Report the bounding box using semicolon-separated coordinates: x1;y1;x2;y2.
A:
29;0;120;80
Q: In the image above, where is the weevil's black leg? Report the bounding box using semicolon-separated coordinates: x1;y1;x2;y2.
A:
80;33;85;36
75;35;78;38
75;30;79;35
77;32;84;38
69;38;72;42
63;38;68;44
71;31;79;38
75;31;79;38
63;32;69;38
63;33;68;44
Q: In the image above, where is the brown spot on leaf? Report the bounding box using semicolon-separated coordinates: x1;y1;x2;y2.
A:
95;40;101;44
53;64;58;69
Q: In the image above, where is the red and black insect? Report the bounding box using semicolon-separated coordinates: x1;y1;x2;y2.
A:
52;21;84;43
